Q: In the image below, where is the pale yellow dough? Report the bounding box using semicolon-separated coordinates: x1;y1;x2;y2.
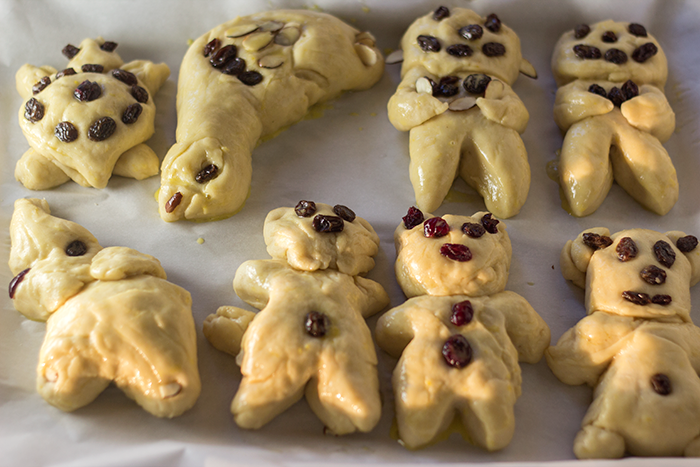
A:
16;38;169;189
8;199;200;418
158;10;384;221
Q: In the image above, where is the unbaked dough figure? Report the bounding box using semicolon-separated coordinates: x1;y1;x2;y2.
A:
16;38;170;190
387;6;537;218
8;198;200;418
551;20;677;216
158;10;384;221
375;207;550;450
203;201;389;434
548;227;700;458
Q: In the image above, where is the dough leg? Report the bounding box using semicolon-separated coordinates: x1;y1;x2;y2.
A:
15;148;70;190
113;143;160;180
573;425;625;459
459;378;516;451
231;375;308;429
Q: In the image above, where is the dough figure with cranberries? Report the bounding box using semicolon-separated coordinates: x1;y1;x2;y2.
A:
16;38;170;190
158;10;384;221
551;20;677;216
203;201;389;434
387;6;537;218
548;227;700;458
375;207;550;450
8;199;200;418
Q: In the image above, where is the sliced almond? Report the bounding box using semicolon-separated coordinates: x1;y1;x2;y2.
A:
225;24;260;38
275;27;301;46
449;96;478;111
385;49;404;64
160;382;182;398
519;58;538;79
415;77;433;94
259;55;285;69
243;32;274;52
259;21;285;32
355;31;376;47
355;43;378;67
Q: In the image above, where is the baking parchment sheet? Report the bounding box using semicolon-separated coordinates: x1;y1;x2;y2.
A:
2;0;700;465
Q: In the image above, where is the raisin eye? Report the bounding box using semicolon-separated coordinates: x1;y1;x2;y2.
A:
582;232;612;250
650;373;671;395
65;240;88;257
442;335;472;368
295;200;316;217
424;217;450;238
402;206;424;229
312;215;344;233
333;205;355;222
654;240;676;268
305;311;330;337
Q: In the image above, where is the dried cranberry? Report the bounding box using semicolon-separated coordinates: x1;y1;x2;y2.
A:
442;335;472;368
616;237;638;261
195;164;219;183
601;31;617;43
433;76;460;97
402;206;424;229
222;57;246;76
203;38;221;57
131;85;149;103
640;265;666;285
333;205;355;222
210;44;238;68
87;117;117;142
24;98;45;123
417;35;441;52
573;44;601;59
111;69;138;86
652;294;672;306
651;373;671;395
582;232;613;250
165;192;183;213
312;215;344;233
654;240;676;268
677;235;699;253
424;217;450;238
238;71;263;86
305;311;330;337
451;300;474;326
462;222;485;238
9;268;30;299
32;76;51;95
433;6;450;21
484;13;501;33
608;87;625;107
574;24;591;39
65;240;88;257
459;24;483;41
628;23;648;37
622;80;639;100
81;64;104;73
482;42;506;57
604;48;628;65
440;243;472;261
446;44;473;57
100;41;118;52
632;43;658;63
56;68;76;79
481;213;499;234
464;74;491;94
62;44;80;59
55;122;78;142
122;103;143;124
622;290;651;305
74;80;102;102
295;200;317;217
588;84;607;98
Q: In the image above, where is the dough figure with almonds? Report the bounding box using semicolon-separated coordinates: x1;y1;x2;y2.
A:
551;20;677;216
375;207;550;450
7;199;200;418
387;6;537;218
548;227;700;458
16;38;170;190
203;201;389;434
158;10;384;222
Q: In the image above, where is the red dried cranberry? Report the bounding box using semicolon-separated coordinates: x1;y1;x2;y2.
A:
210;44;238;68
482;42;506;57
481;213;499;234
312;215;344;233
417;35;441;52
295;200;317;217
9;268;30;299
459;24;483;41
640;265;666;285
402;207;424;229
440;243;472;261
222;57;246;76
424;217;450;238
582;232;613;250
24;98;45;123
484;13;501;33
588;84;607;98
632;43;658;63
62;44;80;59
131;85;149;103
100;41;118;52
305;311;330;337
195;164;219;183
165;192;183;213
32;77;51;95
203;38;221;57
621;80;639;100
122;103;143;124
238;71;263;86
573;44;601;59
628;23;648;37
574;24;591;39
654;240;676;268
56;68;76;79
601;31;617;43
442;334;472;368
65;240;87;257
677;235;699;253
622;290;651;305
650;373;671;395
333;205;355;222
81;64;104;73
462;222;485;238
616;237;638;261
446;44;473;57
604;48;628;65
432;6;450;21
651;294;672;306
451;300;474;326
87;117;116;141
464;74;491;94
111;69;138;86
74;80;102;102
55;122;78;142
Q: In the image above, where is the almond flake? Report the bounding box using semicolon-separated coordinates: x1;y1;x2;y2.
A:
225;24;260;38
385;49;404;64
415;77;433;94
449;96;478;111
243;32;274;52
275;27;301;46
259;55;285;69
355;43;378;66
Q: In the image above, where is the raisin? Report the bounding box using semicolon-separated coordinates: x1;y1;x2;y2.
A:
100;41;118;52
195;164;219;183
628;23;648;37
333;205;356;222
210;44;238;68
616;237;638;261
62;44;80;59
482;42;506;57
604;48;628;65
424;217;450;238
582;232;613;250
238;71;263;86
677;235;699;253
608;87;625;107
131;85;149;103
74;80;102;102
56;68;76;79
305;311;330;338
484;13;501;33
640;265;666;285
588;84;607;98
32;76;51;95
632;43;658;63
622;80;639;100
9;268;30;299
650;374;672;395
459;24;483;41
573;44;602;59
24;98;45;123
312;215;344;233
622;290;651;305
111;69;138;86
654;240;676;268
87;117;117;141
462;222;485;238
295;200;317;217
481;213;499;234
433;76;460;97
402;206;424;229
446;44;473;57
433;6;450;21
574;24;591;39
122;103;143;124
65;240;88;257
81;64;104;73
203;38;220;57
601;31;617;43
464;74;491;94
451;300;474;326
165;192;183;213
417;35;441;52
440;243;472;261
55;122;78;142
442;334;472;368
651;294;672;306
222;57;246;76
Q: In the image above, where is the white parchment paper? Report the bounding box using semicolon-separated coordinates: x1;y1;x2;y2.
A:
1;0;700;465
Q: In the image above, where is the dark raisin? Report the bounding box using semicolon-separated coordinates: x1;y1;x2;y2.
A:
616;237;638;261
482;42;506;57
481;213;499;234
32;76;51;95
295;200;317;217
442;334;472;368
604;48;628;65
640;265;667;285
628;23;648;37
459;24;483;41
621;80;639;100
582;232;613;250
210;44;238;68
573;44;602;59
65;240;88;257
312;215;344;233
433;6;450;21
305;311;330;337
195;164;220;183
440;243;472;261
654;240;676;268
24;98;45;123
588;83;607;98
100;41;118;52
484;13;501;33
74;80;102;102
622;290;651;305
417;35;441;52
402;206;424;229
424;217;450;238
87;117;117;142
131;85;149;103
203;38;221;57
652;294;672;306
677;235;699;253
451;300;474;326
56;68;76;79
238;71;263;86
122;103;143;124
434;76;460;97
62;44;80;59
601;31;617;43
222;57;246;76
165;192;183;213
650;374;671;395
446;44;473;57
55;122;78;142
462;222;485;238
632;43;658;63
111;69;138;86
333;205;355;222
574;24;591;39
608;87;625;107
9;268;30;299
81;64;104;73
464;73;491;94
